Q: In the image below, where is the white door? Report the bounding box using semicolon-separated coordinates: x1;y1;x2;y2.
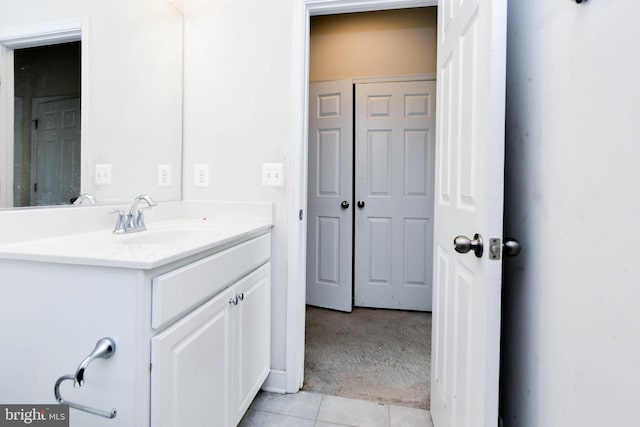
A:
430;0;507;426
31;97;81;206
306;79;354;312
354;81;436;311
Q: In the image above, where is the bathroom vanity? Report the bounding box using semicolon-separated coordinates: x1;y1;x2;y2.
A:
0;205;272;427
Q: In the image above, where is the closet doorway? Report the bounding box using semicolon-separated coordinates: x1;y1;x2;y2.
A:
306;78;436;312
304;7;437;314
303;7;436;410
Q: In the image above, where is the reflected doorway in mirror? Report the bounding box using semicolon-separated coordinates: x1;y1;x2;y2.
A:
14;42;81;207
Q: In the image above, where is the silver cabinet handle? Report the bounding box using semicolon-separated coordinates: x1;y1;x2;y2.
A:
229;293;244;305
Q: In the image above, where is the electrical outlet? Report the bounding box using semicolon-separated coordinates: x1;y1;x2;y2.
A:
158;165;172;187
262;163;284;187
194;164;210;187
95;164;112;185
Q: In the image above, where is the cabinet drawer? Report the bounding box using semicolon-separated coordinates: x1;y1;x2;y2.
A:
151;233;270;329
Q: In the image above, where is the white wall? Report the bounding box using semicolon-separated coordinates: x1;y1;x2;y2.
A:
182;0;294;372
501;1;640;425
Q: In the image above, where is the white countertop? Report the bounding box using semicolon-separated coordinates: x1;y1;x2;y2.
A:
0;218;272;269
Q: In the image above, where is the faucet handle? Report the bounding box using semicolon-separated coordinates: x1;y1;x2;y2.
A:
110;210;127;234
135;207;152;230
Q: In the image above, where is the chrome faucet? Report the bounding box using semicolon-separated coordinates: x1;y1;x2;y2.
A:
72;194;97;206
74;338;116;388
111;194;157;234
127;194;157;231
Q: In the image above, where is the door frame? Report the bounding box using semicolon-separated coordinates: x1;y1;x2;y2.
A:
0;19;90;208
284;0;439;393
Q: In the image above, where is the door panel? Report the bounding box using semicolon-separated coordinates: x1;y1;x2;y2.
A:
31;97;81;206
306;79;353;312
354;81;436;311
430;0;507;425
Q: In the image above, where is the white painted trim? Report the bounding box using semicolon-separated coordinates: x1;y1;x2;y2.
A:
0;45;14;207
262;369;287;394
310;73;437;85
285;0;310;394
352;73;437;84
0;18;90;208
306;0;436;16
285;0;438;394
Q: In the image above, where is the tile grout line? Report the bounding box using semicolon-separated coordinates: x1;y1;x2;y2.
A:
315;393;326;421
251;408;319;423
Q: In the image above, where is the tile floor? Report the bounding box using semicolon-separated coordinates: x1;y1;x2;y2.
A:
239;391;433;427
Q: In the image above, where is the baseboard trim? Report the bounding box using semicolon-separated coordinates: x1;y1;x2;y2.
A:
262;369;287;394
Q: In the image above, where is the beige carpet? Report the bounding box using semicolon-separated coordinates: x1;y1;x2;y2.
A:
303;305;431;410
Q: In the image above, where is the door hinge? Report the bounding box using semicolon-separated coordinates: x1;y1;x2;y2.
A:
33;182;38;192
33;119;38;129
299;209;303;220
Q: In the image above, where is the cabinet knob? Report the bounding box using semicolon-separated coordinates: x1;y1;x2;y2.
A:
229;293;244;305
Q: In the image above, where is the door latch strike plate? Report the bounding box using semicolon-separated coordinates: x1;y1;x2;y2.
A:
489;238;501;260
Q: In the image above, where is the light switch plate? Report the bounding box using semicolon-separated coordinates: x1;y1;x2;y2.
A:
194;164;210;187
95;164;112;186
158;165;172;187
262;163;284;187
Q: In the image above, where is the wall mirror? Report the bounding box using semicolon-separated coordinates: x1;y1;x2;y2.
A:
0;0;183;208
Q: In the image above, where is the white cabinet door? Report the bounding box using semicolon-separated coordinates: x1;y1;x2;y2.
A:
151;262;271;427
151;287;233;427
230;263;271;425
306;79;354;312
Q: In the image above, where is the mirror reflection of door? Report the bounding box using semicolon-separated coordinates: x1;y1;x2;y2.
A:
13;41;81;207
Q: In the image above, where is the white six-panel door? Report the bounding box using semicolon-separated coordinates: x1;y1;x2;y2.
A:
430;0;508;425
31;97;81;206
306;79;354;312
354;81;436;311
